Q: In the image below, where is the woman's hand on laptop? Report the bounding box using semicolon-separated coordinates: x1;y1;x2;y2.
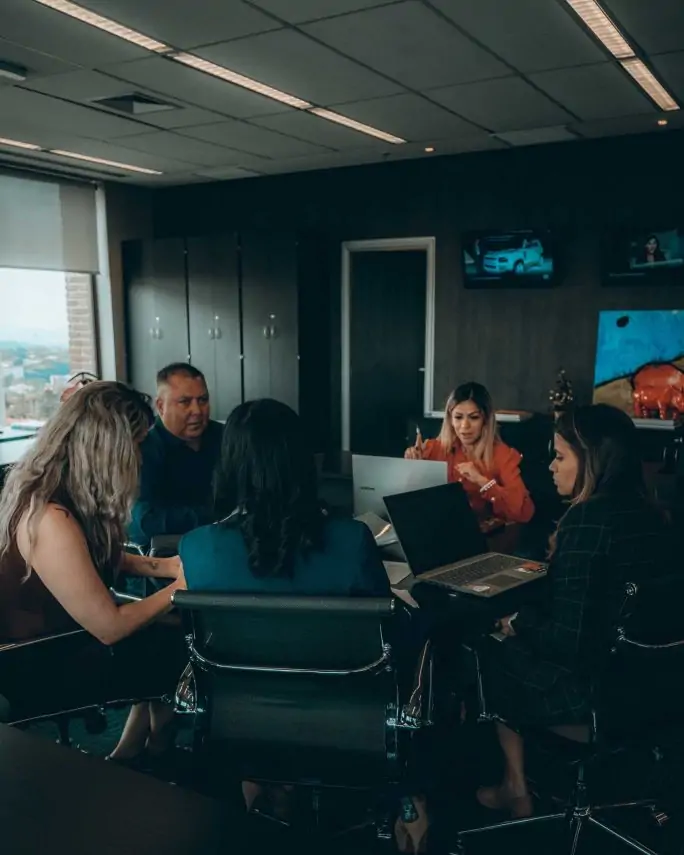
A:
456;462;488;487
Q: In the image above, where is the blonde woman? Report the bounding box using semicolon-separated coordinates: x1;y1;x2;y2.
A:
404;382;534;525
0;382;187;763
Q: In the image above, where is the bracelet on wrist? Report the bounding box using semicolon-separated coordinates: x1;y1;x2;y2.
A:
480;479;497;494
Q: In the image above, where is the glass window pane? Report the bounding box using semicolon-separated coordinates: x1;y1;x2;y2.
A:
0;268;98;429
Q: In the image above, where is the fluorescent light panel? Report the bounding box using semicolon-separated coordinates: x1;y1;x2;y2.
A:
171;53;311;110
31;0;171;53
309;108;405;144
620;59;680;112
0;136;42;150
50;150;163;174
564;0;634;59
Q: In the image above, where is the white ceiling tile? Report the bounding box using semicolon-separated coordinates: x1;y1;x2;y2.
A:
0;37;82;84
328;93;482;141
108;130;251;166
530;63;656;120
651;52;684;104
428;77;574;132
1;0;149;67
77;0;280;50
252;110;391;149
429;0;607;73
250;0;386;24
302;1;509;89
101;57;293;118
195;29;401;105
0;87;152;139
178;120;331;158
603;0;684;56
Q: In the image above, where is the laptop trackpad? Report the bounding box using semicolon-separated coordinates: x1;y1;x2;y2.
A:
486;572;530;591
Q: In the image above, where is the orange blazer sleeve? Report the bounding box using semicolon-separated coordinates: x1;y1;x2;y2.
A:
420;438;444;461
485;444;535;524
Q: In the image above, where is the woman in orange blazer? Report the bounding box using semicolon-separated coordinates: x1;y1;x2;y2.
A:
404;382;534;525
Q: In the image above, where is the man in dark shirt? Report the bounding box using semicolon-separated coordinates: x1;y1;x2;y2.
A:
129;363;223;548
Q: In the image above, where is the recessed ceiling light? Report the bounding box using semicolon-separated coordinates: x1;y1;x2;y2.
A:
0;60;28;82
620;58;680;112
308;108;405;144
170;53;311;110
563;0;634;59
30;0;171;53
0;136;42;151
657;118;669;126
49;150;163;174
424;146;435;153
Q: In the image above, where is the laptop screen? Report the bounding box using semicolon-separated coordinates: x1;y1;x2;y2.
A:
384;482;488;576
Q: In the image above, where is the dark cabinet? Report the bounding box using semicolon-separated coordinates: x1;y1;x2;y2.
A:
124;238;189;401
241;231;299;411
124;231;318;423
187;234;242;421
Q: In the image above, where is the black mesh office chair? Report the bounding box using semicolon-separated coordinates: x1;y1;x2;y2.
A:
456;575;684;855
172;592;432;835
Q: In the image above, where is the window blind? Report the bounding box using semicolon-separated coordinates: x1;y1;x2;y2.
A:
0;169;99;273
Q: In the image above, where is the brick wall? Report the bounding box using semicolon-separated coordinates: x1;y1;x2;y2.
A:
65;273;97;375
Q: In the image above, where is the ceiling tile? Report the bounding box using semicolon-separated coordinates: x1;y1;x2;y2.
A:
252;110;391;149
1;0;149;68
328;93;482;140
429;0;608;73
603;0;684;56
494;126;579;145
530;63;656;120
0;87;151;139
177;120;331;158
196;29;401;106
428;76;574;132
0;37;82;84
302;1;509;89
101;57;293;118
109;130;251;166
651;52;684;104
20;70;228;128
250;0;386;24
574;113;684;141
77;0;280;50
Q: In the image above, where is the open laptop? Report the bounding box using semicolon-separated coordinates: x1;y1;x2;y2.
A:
383;482;546;598
352;455;448;519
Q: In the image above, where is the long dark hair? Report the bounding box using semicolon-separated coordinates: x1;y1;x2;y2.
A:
555;404;645;503
213;399;326;578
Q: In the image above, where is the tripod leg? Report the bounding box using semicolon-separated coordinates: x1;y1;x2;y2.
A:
569;813;585;855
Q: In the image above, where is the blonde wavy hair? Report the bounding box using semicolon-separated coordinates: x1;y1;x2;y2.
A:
438;381;498;467
0;381;153;576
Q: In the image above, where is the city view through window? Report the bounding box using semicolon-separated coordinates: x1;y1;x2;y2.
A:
0;268;97;429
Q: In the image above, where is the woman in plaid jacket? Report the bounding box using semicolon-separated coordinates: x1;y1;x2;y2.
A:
477;404;674;819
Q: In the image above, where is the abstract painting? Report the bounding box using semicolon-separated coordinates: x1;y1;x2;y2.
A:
593;310;684;420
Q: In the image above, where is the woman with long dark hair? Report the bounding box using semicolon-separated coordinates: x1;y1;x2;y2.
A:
405;382;534;524
475;404;673;818
180;397;389;594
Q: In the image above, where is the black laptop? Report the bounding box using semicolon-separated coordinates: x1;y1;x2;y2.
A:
383;482;546;598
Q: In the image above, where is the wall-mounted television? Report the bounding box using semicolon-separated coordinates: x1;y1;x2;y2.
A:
462;229;556;288
603;227;684;284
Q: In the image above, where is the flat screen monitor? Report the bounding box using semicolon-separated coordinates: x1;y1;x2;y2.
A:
462;229;555;288
604;227;684;284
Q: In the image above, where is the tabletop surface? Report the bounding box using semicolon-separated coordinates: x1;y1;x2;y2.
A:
0;725;241;855
0;436;34;468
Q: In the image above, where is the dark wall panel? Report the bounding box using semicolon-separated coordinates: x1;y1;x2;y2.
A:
153;131;684;447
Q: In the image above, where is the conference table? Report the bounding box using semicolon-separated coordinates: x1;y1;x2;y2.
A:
0;725;243;855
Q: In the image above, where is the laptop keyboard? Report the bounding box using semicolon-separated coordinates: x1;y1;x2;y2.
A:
431;554;529;587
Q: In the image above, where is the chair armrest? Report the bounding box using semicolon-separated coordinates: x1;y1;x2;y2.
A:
124;542;147;556
149;535;181;557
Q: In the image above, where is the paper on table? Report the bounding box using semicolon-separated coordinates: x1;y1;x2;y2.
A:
391;586;420;609
355;511;398;547
383;560;410;586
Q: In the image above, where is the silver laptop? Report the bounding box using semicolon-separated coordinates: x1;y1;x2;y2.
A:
352;455;448;519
